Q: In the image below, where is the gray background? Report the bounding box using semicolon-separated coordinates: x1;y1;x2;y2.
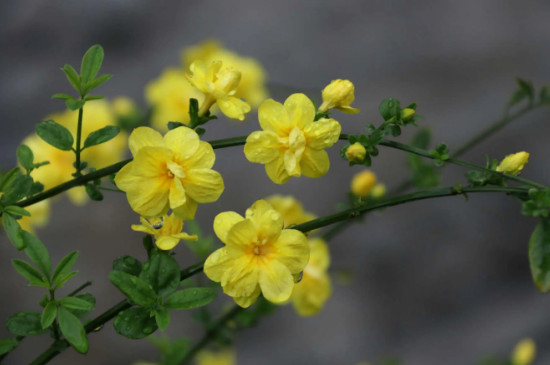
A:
1;1;550;364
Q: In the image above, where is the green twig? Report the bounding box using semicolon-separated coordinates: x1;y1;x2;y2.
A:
74;106;84;177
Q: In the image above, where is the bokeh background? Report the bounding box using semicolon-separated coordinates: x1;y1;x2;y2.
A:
2;1;550;364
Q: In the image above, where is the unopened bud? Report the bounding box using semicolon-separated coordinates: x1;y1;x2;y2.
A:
401;108;415;121
496;151;529;175
351;170;377;198
512;338;536;365
319;79;359;114
345;142;366;163
370;183;386;198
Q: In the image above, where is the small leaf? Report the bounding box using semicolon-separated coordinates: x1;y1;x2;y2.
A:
80;45;104;87
17;144;34;171
529;219;550;292
0;338;19;356
164;288;217;310
85;183;103;201
0;167;21;192
112;255;143;276
12;259;47;287
379;97;401;121
4;206;30;217
7;312;47;336
41;302;58;329
155;307;170;331
22;231;51;278
167;122;185;130
517;78;534;103
83;126;120;149
113;307;158;339
35;120;74;151
84;74;112;94
65;98;85;111
61;64;81;94
58;306;88;353
54;271;78;288
2;174;33;204
52;251;79;286
140;253;181;297
60;297;94;311
29;181;45;196
66;293;96;318
109;271;157;307
84;94;104;101
52;93;74;101
2;214;25;250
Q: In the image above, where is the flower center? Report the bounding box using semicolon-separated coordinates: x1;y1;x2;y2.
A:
252;237;270;256
166;161;186;179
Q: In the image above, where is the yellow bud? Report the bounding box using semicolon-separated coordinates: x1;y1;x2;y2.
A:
345;142;366;163
496;151;529;175
351;170;377;198
511;338;536;365
370;183;386;198
401;108;415;121
319;79;359;113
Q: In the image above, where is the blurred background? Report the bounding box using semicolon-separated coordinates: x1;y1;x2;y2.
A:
1;0;550;364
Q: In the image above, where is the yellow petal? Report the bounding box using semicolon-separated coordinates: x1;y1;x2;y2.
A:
131;224;154;235
184;168;224;203
265;156;291;184
67;186;87;205
163;126;200;161
221;256;259;297
308;238;330;270
245;200;283;242
258;99;291;134
204;248;233;282
336;105;360;114
303;118;341;150
292;270;331;316
300;148;330;178
172;198;198;220
258;260;294;303
283;150;301;177
234;285;261;308
172;232;198;241
217;96;251;120
244;131;280;164
155;236;180;250
169;178;187;209
284;93;315;129
214;212;245;244
273;229;309;273
184;141;215;169
187;60;208;91
226;219;257;249
128;127;164;156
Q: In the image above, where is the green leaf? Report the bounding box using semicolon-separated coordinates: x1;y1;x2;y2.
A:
60;297;94;311
35;120;74;151
41;302;58;329
54;271;78;288
4;205;30;217
379;97;401;121
12;259;47;287
167;122;185;130
140;253;181;297
58;306;88;353
113;307;158;339
529;219;550;292
164;288;217;310
52;251;79;286
149;337;189;365
80;45;104;87
2;214;25;250
65;97;85;111
61;64;81;94
83;126;120;149
84;94;105;101
0;167;21;192
7;312;47;336
66;293;96;318
52;93;74;100
22;231;51;278
29;181;45;196
0;338;19;356
17;144;34;171
112;255;143;276
1;174;33;204
155;307;170;331
517;78;534;104
109;271;157;307
85;183;103;201
84;74;112;94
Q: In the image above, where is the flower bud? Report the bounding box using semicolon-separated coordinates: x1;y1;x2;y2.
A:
496;151;529;175
401;108;415;121
351;170;377;198
512;338;536;365
319;79;359;114
345;142;366;163
370;183;386;199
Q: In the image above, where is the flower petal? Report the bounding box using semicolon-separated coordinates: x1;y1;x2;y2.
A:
155;236;180;250
169;177;187;209
245;200;283;242
273;229;309;273
244;131;280;164
131;224;154;235
184;141;215;169
214;212;245;244
128;127;164;156
184;168;224;203
265;157;291;184
258;99;291;134
234;285;261;308
308;238;330;270
291;270;331;316
163;126;200;161
284;93;315;129
226;219;256;249
221;256;259;298
217;96;251;121
172;198;198;220
303;118;341;150
204;247;234;282
300;148;330;178
259;260;294;303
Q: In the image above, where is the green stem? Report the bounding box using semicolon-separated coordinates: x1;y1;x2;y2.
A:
74;106;84;177
182;305;243;365
67;281;92;296
49;290;61;341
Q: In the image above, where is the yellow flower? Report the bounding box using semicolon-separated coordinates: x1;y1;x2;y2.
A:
112;96;137;118
318;79;360;114
24;99;128;204
511;338;536;365
264;195;316;227
186;60;251;120
204;200;309;307
18;200;51;233
345;142;367;163
114;126;224;220
496;151;529;175
131;213;198;250
291;237;331;316
183;40;268;108
244;93;341;184
195;349;236;365
145;68;203;132
351;170;377;198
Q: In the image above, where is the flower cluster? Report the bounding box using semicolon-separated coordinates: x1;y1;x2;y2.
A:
131;213;197;250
